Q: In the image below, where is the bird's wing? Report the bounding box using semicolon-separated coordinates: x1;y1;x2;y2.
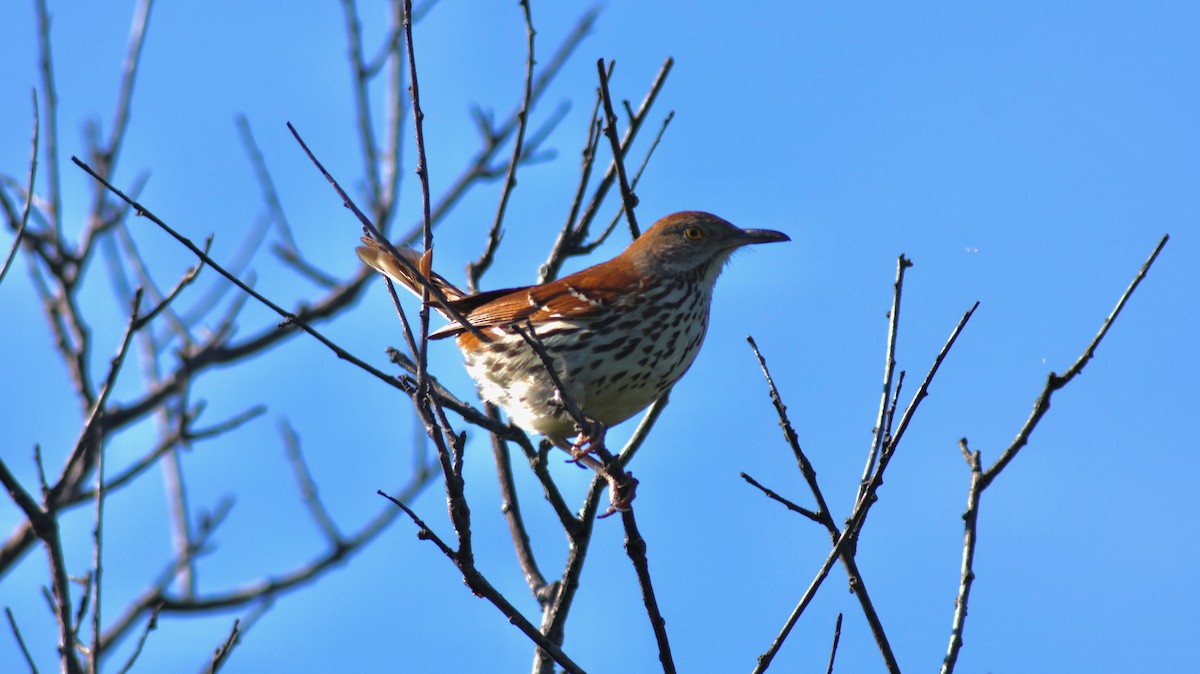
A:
431;259;644;340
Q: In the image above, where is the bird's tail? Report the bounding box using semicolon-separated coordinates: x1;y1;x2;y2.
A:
356;237;468;309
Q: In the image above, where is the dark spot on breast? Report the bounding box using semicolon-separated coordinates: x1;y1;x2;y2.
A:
590;336;628;353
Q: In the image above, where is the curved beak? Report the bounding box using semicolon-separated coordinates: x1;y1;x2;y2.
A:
737;228;791;246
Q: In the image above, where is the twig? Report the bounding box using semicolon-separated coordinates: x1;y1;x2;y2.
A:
280;421;344;545
941;441;981;674
752;517;860;674
285;124;487;344
0;90;38;288
746;336;837;533
399;0;438;404
466;0;537;293
340;0;384;212
825;613;843;674
208;619;240;673
940;235;1168;674
91;409;107;673
754;319;973;673
857;255;911;504
70;157;411;393
34;0;61;241
115;603;160;674
596;59;640;238
5;607;38;674
586;111;673;254
740;473;821;523
546;90;603;283
855;302;979;523
392;7;598;248
95;0;153;177
540;57;673;283
488;402;551;600
749;334;898;673
0;455;82;674
378;491;587;674
236;115;298;251
620;508;675;673
980;234;1169;489
97;464;437;653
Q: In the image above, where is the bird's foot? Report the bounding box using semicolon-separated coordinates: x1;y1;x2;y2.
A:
566;421;607;462
598;473;639;519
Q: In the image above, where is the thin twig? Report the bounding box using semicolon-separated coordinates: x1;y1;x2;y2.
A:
980;234;1169;489
34;0;61;241
97;465;437;652
740;473;821;523
596;59;640;238
825;613;843;674
4;607;39;674
285;124;487;344
858;255;911;504
280;421;344;545
488;402;551;600
940;235;1168;674
540;57;673;283
340;0;384;211
587;111;673;254
71;157;411;393
752;517;860;674
466;0;537;293
208;619;240;673
236;115;298;252
115;603;161;674
392;7;598;248
0;90;38;288
378;491;587;674
940;442;981;674
97;0;153;175
90;414;107;673
754;317;974;674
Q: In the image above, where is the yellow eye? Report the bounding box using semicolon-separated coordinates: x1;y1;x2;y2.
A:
684;226;704;240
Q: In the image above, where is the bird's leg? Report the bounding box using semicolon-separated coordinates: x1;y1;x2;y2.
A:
550;429;636;516
568;418;607;460
570;451;637;517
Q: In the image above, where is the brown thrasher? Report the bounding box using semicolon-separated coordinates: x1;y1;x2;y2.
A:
357;211;788;478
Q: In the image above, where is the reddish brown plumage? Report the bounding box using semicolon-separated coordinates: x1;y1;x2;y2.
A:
357;211;789;450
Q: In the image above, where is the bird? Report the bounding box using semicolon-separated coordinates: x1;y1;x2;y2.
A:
357;211;788;504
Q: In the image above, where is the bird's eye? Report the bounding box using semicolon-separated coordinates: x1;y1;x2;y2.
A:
684;226;704;240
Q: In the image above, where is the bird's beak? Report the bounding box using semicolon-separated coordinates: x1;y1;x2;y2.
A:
737;228;791;246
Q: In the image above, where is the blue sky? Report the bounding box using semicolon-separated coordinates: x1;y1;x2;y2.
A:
1;2;1197;672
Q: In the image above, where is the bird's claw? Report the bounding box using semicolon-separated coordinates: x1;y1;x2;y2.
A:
598;473;638;519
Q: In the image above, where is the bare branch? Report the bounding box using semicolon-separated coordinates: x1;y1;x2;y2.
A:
941;235;1168;674
0;90;38;288
115;603;160;674
980;234;1169;488
858;255;911;504
825;613;843;674
236;115;298;252
98;0;154;174
34;0;61;240
465;0;537;293
596;59;640;238
540;57;674;283
740;473;821;523
4;607;38;674
280;421;344;545
377;491;587;674
208;619;240;673
620;508;675;674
